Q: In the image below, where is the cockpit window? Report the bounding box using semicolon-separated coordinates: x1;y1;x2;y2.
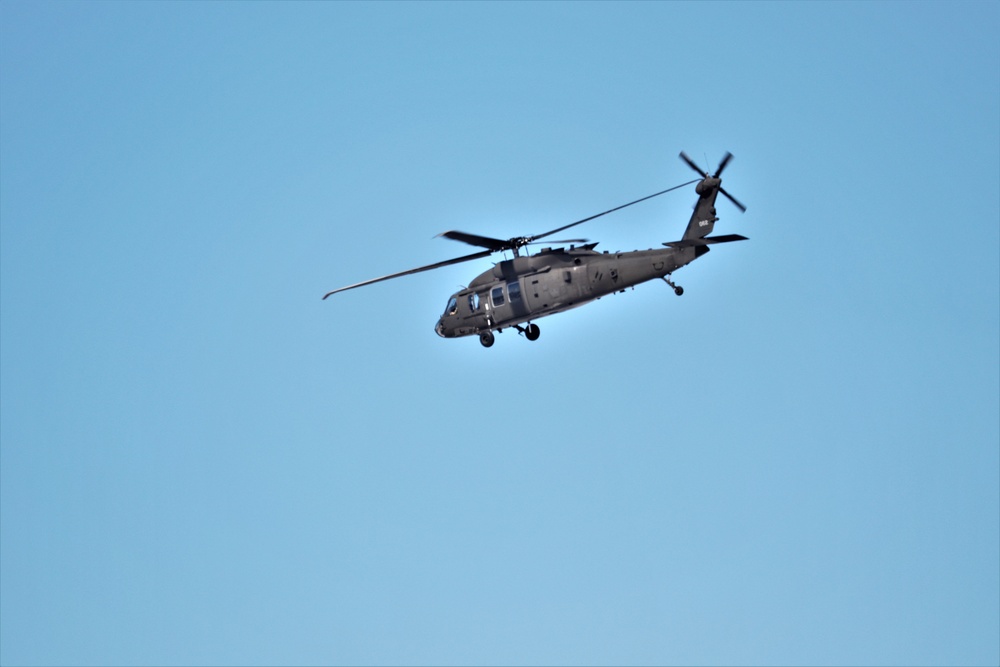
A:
445;296;458;315
469;293;481;311
491;285;505;306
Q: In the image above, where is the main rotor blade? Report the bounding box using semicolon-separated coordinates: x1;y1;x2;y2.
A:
679;151;708;178
322;249;493;299
436;230;510;251
526;238;589;246
714;152;733;178
720;187;747;213
528;179;699;243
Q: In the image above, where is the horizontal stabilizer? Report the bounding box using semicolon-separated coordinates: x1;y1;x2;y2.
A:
664;234;749;248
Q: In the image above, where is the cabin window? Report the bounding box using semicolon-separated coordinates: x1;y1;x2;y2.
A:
445;296;458;315
491;285;505;306
508;281;521;301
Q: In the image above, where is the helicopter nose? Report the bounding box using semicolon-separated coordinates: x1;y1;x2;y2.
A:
434;320;446;337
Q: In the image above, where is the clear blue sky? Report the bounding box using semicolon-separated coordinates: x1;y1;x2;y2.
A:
2;2;997;665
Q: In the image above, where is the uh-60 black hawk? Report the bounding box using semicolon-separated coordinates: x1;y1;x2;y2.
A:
323;151;748;347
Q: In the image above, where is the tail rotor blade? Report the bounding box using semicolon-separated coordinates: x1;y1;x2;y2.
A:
679;151;708;178
720;187;747;213
714;152;733;178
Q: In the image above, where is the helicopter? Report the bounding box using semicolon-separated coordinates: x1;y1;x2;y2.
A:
323;151;748;347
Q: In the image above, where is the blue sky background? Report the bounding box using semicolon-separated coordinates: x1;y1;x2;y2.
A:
2;2;998;665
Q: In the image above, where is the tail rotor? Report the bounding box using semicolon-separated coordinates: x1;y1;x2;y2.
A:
679;151;746;213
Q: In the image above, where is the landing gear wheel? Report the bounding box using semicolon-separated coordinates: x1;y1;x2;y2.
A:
674;286;684;296
479;330;495;348
525;323;541;341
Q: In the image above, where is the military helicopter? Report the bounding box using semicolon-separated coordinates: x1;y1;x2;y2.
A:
323;151;748;347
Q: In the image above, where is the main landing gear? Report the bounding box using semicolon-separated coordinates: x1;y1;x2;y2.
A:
662;275;684;296
517;323;541;341
479;323;540;347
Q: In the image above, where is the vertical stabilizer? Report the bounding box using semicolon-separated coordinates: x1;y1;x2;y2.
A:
683;176;723;240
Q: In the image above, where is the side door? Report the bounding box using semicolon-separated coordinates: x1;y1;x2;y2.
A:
488;279;531;327
489;283;512;326
505;278;529;322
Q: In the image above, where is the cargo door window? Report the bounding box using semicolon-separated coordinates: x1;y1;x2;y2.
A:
491;285;505;307
508;281;521;301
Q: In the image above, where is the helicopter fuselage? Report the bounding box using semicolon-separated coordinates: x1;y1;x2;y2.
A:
325;151;747;347
434;242;705;339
